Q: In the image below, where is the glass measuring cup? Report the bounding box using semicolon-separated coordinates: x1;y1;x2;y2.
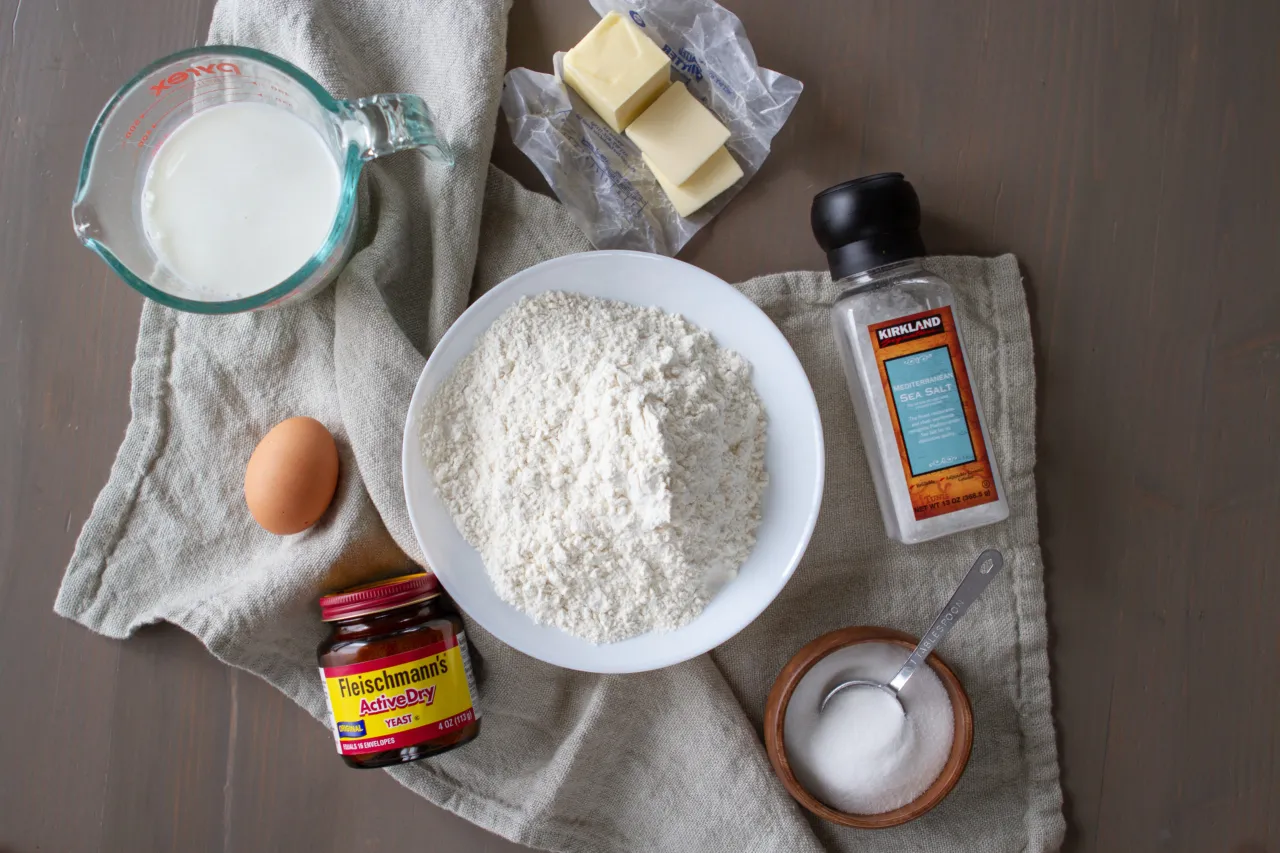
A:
71;45;453;314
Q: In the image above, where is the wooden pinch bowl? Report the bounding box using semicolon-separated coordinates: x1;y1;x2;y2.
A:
763;626;974;828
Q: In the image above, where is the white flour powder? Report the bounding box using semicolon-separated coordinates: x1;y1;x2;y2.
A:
420;292;768;643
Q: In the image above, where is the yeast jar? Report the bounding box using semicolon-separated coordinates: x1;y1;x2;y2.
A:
317;572;481;769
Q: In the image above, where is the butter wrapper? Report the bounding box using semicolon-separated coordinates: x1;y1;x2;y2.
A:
500;0;803;256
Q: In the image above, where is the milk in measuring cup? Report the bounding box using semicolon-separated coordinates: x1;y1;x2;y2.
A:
140;102;342;300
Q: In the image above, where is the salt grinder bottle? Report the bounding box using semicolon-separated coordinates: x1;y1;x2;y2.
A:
813;173;1009;543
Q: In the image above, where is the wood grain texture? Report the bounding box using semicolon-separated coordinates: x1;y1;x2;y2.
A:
2;1;1278;851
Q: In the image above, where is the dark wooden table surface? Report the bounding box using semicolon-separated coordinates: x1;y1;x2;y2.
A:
2;1;1277;851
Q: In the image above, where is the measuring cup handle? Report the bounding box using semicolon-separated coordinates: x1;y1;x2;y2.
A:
340;94;453;165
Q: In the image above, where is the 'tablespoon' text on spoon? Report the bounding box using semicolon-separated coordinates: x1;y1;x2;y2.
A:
820;548;1005;712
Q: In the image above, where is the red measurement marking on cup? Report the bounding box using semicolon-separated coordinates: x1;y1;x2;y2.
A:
125;72;273;138
131;90;224;147
126;83;275;148
126;87;211;143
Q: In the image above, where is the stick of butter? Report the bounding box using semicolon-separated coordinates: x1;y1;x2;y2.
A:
625;82;731;186
644;147;744;218
563;12;671;134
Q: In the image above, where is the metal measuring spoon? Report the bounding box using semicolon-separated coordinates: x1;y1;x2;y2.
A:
820;549;1005;712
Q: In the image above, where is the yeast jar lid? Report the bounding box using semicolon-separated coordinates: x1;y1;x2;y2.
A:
319;572;441;621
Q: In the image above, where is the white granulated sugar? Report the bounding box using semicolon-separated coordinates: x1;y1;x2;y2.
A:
784;642;955;815
419;291;768;643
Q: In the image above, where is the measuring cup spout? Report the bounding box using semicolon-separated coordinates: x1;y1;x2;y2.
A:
340;94;454;165
71;177;124;270
71;198;102;243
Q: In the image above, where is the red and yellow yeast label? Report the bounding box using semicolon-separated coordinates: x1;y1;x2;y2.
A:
320;635;480;756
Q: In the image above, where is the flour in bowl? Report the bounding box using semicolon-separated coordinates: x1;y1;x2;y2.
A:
419;291;768;643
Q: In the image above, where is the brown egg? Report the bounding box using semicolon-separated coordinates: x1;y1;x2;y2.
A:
244;417;340;535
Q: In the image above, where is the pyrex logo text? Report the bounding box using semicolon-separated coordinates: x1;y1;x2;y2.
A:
151;63;241;96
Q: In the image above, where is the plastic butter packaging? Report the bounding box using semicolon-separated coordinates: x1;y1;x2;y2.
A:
562;15;735;218
501;0;802;256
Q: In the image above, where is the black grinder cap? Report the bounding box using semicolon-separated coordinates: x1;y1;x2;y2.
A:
811;172;927;280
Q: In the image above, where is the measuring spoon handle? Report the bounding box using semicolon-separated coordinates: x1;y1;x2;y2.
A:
888;549;1005;693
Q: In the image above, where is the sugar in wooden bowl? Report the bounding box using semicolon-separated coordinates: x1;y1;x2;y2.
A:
763;626;974;828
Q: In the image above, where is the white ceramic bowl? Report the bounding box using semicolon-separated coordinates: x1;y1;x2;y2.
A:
401;251;824;673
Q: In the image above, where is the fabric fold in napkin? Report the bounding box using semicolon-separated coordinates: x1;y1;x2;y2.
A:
57;1;1064;850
